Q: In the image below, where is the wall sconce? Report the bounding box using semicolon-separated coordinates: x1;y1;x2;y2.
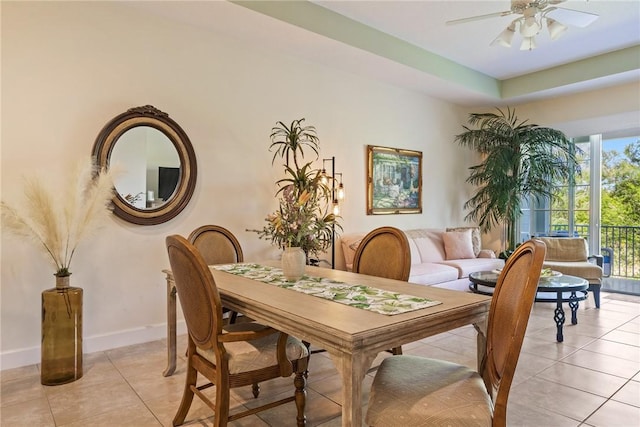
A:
321;157;345;268
335;172;345;201
320;165;330;186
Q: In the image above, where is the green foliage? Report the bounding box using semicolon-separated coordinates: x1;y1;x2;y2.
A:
250;119;341;260
269;119;320;170
602;139;640;226
455;108;579;250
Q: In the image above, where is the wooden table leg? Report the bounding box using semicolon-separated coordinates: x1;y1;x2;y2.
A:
327;349;376;426
163;271;177;377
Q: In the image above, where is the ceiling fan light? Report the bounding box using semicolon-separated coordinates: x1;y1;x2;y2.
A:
520;15;541;37
520;36;537;51
491;23;515;47
547;18;568;40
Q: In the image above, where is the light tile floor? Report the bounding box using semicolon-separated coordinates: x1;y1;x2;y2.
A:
2;292;639;426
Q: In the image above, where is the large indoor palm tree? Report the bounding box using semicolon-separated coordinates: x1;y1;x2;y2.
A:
455;108;579;254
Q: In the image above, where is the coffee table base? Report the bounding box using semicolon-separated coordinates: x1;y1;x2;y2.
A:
469;271;588;343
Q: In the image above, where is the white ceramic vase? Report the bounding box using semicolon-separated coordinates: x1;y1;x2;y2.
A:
282;247;306;281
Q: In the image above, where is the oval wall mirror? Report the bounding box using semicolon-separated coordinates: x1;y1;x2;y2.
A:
92;105;197;225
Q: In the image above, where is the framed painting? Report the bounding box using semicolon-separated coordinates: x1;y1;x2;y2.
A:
367;145;422;215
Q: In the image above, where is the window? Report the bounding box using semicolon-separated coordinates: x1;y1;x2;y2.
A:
520;131;640;269
519;140;591;242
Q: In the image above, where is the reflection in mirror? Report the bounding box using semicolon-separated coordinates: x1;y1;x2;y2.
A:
92;105;197;225
111;126;180;209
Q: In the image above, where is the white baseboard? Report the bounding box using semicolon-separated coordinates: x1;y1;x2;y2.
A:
0;320;187;371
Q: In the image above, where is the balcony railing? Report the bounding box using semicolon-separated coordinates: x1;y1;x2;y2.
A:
601;225;640;279
548;224;640;279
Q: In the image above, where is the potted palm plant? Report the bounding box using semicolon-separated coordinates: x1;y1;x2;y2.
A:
250;119;341;278
454;108;579;257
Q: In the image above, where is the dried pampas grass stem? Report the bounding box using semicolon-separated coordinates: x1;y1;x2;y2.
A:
1;158;116;277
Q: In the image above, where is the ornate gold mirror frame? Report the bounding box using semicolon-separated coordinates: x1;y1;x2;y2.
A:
92;105;197;225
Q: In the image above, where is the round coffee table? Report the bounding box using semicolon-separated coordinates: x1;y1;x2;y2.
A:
469;271;589;342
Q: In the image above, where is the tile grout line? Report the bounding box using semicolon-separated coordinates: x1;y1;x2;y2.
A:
103;350;165;427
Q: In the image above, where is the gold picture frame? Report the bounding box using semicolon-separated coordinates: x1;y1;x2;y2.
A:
367;145;422;215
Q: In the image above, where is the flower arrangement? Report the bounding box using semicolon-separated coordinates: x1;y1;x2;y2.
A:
249;119;341;261
1;158;116;277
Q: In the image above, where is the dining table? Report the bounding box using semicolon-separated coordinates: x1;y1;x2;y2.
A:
162;261;491;426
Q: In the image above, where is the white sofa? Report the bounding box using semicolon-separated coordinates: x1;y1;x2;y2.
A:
337;227;505;291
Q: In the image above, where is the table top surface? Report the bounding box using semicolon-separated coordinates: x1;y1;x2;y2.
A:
469;270;589;292
204;261;491;352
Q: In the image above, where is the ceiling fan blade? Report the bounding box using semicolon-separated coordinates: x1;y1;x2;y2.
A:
446;10;513;26
545;7;599;28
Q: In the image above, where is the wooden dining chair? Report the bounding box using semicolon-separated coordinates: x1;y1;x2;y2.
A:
353;226;411;355
188;224;261;395
188;225;244;265
365;239;546;427
188;225;244;323
166;235;308;427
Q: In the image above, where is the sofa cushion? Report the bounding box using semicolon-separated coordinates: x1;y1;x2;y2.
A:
542;261;602;284
537;237;588;262
477;249;497;259
409;263;460;285
340;232;366;271
446;226;481;256
438;258;505;279
442;229;476;260
406;237;422;266
405;229;446;262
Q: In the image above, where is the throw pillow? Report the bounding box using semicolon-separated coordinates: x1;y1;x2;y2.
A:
340;234;365;271
348;239;362;251
446;226;481;256
442;229;476;260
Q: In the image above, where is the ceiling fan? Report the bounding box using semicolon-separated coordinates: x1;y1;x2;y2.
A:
446;0;599;50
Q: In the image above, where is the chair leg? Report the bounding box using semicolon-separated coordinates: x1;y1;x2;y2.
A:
172;360;197;426
302;341;312;379
252;382;260;398
229;311;239;324
294;370;307;427
387;346;403;355
214;377;231;427
589;284;601;308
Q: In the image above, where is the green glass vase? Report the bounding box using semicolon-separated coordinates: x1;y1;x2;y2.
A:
41;275;83;385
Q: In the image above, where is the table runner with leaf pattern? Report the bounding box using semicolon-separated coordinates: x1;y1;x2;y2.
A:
212;263;441;315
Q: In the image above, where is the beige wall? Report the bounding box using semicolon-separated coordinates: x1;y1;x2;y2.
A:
2;2;638;370
0;1;471;368
509;81;640;138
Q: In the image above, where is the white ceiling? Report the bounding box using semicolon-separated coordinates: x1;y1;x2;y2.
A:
313;0;640;79
127;0;640;106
